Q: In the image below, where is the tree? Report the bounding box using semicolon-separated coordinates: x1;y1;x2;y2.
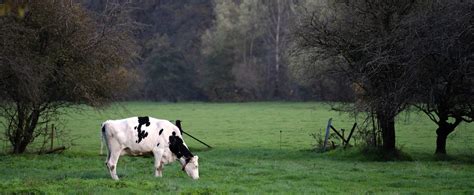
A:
289;1;356;102
200;0;261;100
81;0;214;101
260;0;297;98
201;0;302;101
403;1;474;154
293;1;417;154
137;0;213;101
289;51;355;101
142;34;203;101
0;1;136;153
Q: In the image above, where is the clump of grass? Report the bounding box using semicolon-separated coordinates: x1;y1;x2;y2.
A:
310;129;342;152
320;145;412;162
359;146;413;161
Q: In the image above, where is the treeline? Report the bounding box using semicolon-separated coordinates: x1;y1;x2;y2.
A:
1;0;346;154
81;0;348;102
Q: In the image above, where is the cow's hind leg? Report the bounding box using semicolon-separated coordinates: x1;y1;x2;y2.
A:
106;149;122;180
153;148;164;177
104;148;111;168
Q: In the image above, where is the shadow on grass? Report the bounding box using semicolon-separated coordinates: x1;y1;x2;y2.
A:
194;146;474;164
188;147;213;152
309;146;474;163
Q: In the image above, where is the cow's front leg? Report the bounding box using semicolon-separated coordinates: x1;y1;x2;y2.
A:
155;162;163;177
153;148;164;177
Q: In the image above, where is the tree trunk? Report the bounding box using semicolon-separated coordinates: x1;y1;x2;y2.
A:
435;128;448;154
12;127;30;154
434;119;460;155
377;111;396;153
11;108;40;154
13;141;28;154
273;0;281;98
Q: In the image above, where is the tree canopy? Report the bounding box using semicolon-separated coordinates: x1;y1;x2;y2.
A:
293;0;473;155
0;1;136;153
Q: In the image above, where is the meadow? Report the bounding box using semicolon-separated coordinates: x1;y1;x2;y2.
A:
0;102;473;193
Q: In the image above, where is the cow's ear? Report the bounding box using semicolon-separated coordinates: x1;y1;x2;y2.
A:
194;156;199;161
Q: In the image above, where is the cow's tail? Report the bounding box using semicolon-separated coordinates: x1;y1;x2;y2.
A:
100;122;106;155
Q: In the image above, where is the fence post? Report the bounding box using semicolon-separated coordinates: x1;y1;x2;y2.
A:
344;123;357;148
323;118;332;151
50;124;54;150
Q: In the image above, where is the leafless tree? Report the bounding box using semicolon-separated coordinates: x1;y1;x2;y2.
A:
293;0;418;154
402;1;473;154
0;1;137;153
261;0;297;98
294;0;473;156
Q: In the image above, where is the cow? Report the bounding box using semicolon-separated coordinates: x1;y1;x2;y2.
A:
101;116;199;180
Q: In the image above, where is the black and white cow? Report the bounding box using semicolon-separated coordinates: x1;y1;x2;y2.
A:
101;116;199;180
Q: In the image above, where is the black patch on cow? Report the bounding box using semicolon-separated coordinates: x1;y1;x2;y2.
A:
157;143;160;147
169;131;193;159
102;125;106;133
159;129;163;135
134;126;137;129
135;116;150;143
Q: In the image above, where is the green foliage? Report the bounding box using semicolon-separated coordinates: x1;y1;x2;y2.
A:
143;34;201;101
81;0;338;101
0;102;473;193
199;46;237;101
199;0;255;100
201;0;304;100
125;1;213;101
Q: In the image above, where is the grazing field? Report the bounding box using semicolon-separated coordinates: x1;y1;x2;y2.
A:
0;102;473;193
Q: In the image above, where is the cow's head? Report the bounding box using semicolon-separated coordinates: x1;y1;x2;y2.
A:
181;156;199;180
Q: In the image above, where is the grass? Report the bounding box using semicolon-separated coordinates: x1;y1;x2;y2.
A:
0;102;473;193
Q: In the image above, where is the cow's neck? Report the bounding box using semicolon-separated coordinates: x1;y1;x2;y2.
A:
169;131;194;159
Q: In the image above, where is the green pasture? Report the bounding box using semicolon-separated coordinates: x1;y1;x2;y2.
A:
0;102;473;193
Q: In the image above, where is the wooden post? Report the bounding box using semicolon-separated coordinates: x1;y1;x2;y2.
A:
50;124;54;150
330;125;346;142
323;118;332;151
344;123;357;148
279;130;282;150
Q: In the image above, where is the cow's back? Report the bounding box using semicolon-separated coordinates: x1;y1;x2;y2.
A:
102;117;162;155
102;117;186;156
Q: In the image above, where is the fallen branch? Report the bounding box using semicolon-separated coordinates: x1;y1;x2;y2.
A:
43;146;66;154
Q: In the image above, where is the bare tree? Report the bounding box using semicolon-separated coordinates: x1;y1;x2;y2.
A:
403;1;474;155
293;0;417;154
260;0;299;98
0;1;137;153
